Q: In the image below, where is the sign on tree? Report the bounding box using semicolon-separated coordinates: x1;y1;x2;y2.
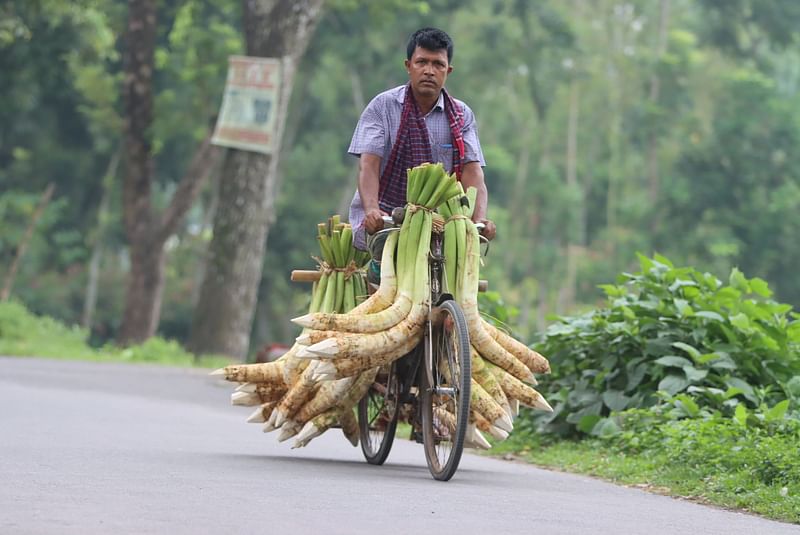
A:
212;56;281;154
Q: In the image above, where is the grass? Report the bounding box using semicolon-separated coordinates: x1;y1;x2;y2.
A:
487;427;800;525
0;300;231;368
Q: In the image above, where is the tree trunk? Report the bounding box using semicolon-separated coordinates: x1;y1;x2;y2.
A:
118;0;219;343
647;0;671;228
188;0;325;359
188;151;272;357
117;0;159;344
606;72;623;260
122;238;167;338
82;150;120;329
118;0;221;345
503;120;533;276
557;79;581;313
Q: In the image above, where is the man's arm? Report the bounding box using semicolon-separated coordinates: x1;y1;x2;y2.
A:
357;153;387;234
460;161;496;240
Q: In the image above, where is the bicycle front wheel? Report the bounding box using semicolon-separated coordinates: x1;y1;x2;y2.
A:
421;299;471;481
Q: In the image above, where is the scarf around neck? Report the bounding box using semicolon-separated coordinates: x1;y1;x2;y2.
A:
377;84;465;213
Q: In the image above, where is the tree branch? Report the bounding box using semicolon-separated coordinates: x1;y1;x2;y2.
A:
156;132;221;245
1;183;55;301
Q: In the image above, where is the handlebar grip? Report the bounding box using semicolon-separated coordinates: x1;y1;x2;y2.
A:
381;216;394;226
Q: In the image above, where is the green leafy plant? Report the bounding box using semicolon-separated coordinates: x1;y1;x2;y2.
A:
528;254;800;436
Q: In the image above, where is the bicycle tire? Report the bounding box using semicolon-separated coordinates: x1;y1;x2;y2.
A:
421;299;471;481
357;362;399;465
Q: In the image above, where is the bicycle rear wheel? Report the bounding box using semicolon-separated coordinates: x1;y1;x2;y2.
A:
358;362;399;465
421;299;471;481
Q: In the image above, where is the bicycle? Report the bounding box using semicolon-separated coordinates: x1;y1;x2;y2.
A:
358;212;485;481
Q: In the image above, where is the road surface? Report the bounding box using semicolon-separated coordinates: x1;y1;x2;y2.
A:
1;357;797;535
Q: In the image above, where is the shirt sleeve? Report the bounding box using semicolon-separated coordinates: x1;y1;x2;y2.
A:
459;102;486;166
348;96;386;158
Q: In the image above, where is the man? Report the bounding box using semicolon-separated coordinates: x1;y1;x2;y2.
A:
347;27;495;251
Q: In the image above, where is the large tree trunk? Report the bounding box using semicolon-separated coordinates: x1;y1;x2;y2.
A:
188;0;325;359
118;0;220;344
118;0;157;344
122;237;167;338
118;0;220;345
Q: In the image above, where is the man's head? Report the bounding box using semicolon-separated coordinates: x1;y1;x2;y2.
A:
405;28;454;101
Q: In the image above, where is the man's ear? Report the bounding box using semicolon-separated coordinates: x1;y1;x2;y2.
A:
447;65;453;74
404;59;411;72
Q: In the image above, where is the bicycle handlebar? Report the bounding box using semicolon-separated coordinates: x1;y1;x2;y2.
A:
379;216;485;232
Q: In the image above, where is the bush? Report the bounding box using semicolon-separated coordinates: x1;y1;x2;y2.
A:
528;254;800;436
0;299;96;359
610;406;800;487
0;300;229;368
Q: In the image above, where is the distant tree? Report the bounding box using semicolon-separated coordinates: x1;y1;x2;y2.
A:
669;71;800;305
188;0;326;359
117;0;219;344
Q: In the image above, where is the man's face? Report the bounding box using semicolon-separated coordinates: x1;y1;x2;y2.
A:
405;46;452;99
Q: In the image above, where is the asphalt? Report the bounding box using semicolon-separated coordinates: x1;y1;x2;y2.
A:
1;357;798;535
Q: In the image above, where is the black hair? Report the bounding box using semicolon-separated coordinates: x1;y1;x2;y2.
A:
406;27;454;63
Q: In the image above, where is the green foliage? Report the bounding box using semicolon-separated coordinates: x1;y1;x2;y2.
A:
4;0;800;355
530;254;800;436
495;410;800;523
610;406;800;494
0;300;229;368
0;300;95;359
477;291;519;328
667;70;800;305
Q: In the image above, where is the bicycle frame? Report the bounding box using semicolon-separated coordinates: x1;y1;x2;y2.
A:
359;210;475;479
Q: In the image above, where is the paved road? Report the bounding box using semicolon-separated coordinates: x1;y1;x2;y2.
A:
1;357;798;535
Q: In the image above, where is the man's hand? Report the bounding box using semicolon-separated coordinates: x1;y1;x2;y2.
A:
477;218;497;241
365;208;390;234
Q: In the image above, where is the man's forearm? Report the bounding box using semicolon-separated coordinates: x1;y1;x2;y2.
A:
357;154;382;212
460;162;488;221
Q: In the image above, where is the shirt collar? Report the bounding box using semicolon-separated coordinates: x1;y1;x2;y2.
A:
395;85;445;112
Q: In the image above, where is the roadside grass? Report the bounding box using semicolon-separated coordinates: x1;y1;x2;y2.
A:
487;432;800;525
482;256;800;525
0;300;231;368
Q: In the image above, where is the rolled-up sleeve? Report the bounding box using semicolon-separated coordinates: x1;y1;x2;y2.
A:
460;103;485;166
348;97;386;158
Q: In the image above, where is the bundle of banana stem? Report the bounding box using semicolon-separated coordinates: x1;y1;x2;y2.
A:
213;163;553;450
291;163;552;449
212;215;373;448
439;180;552;448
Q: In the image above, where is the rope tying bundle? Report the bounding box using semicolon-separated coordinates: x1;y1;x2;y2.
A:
313;257;361;280
444;214;470;225
406;203;434;214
